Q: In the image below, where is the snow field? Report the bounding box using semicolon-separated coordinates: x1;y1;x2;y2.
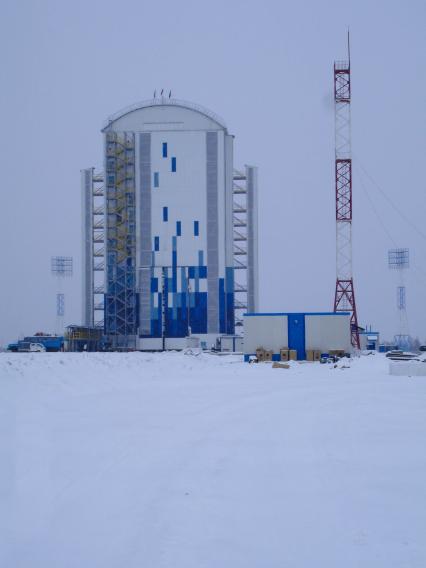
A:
1;352;425;568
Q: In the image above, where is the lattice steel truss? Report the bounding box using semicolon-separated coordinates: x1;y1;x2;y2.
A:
105;132;137;349
333;35;360;349
232;166;258;328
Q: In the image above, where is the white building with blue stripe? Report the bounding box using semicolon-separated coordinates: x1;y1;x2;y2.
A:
82;97;258;349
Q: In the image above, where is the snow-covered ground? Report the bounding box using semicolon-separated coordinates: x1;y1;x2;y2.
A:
1;352;425;568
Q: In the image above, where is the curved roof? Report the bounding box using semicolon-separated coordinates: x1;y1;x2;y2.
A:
102;97;227;131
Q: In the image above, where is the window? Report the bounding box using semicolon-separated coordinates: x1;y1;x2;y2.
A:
171;157;176;172
176;221;181;236
154;172;159;188
154;236;159;251
162;143;167;158
194;221;199;236
163;207;168;222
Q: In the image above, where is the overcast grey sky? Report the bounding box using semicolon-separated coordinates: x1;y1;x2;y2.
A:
1;0;425;345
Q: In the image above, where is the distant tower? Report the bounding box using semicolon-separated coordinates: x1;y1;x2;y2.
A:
388;248;409;349
333;33;360;349
51;256;73;334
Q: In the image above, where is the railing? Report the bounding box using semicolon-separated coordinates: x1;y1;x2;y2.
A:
334;60;349;71
103;98;227;130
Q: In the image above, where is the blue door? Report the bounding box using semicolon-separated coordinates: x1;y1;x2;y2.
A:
288;314;306;360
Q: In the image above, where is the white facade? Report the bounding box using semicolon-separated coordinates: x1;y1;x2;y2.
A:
305;315;351;352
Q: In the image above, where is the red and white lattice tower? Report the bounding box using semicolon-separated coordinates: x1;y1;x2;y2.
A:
333;34;360;349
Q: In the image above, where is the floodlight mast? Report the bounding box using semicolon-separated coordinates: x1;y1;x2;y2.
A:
388;248;410;347
51;256;73;334
333;32;360;349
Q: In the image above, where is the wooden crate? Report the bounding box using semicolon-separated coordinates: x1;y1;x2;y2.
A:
280;348;289;362
264;350;273;361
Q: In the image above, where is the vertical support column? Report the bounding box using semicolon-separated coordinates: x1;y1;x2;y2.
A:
81;168;94;326
224;135;235;334
246;165;259;313
139;133;152;336
206;131;219;333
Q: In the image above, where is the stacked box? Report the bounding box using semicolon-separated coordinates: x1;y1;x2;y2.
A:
264;350;273;361
280;348;289;361
256;347;265;361
329;350;345;358
306;350;314;361
289;350;297;361
313;350;321;361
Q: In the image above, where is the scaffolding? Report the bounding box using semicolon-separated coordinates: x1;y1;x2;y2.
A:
105;132;137;349
81;168;105;330
233;166;258;328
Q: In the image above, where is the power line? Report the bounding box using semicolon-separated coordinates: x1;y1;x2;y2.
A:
355;156;426;243
355;163;426;287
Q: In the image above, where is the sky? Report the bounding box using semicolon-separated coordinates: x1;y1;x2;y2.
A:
1;0;425;346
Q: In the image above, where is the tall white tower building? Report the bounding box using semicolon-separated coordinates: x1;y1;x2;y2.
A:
82;97;258;349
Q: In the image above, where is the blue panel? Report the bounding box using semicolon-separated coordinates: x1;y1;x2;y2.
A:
190;292;207;334
163;207;168;222
244;312;350;317
188;267;195;278
194;221;199;236
199;266;207;278
154;172;159;188
288;314;306;360
219;278;225;333
172;293;178;320
181;267;187;294
176;221;181;236
172;250;177;293
198;250;204;266
162;142;167;158
171;157;176;172
154;236;159;251
225;267;235;335
244;354;281;362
